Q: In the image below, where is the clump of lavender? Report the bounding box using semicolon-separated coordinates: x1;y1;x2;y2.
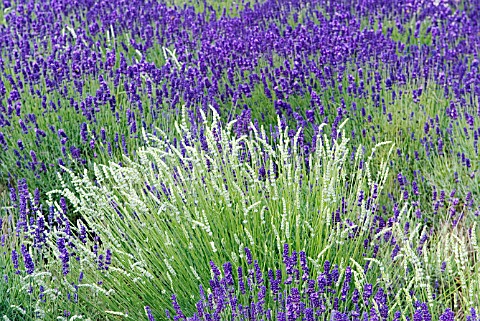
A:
160;244;458;321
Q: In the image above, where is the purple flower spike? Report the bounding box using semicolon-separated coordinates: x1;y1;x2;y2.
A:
467;308;477;321
363;284;373;303
21;244;34;274
254;260;264;284
171;295;186;320
145;306;155;321
80;122;88;142
421;303;432;321
57;238;70;275
238;266;245;295
440;308;455;321
300;251;309;280
223;262;234;286
244;247;253;265
11;250;19;273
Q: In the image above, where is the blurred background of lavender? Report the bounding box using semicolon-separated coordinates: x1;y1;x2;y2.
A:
0;0;479;319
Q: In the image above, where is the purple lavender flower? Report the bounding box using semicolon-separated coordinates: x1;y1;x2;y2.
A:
340;266;352;301
397;173;404;186
79;224;87;244
80;122;88;142
145;306;155;321
421;302;431;321
391;244;400;261
245;247;253;265
171;295;186;320
0;132;7;150
352;288;360;304
412;181;419;195
258;166;266;180
105;249;112;270
331;265;339;284
305;308;314;321
440;308;454;321
21;244;34;274
358;191;365;206
223;262;234;286
286;287;301;320
11;250;19;273
57;238;70;275
238;266;245;295
448;101;458;120
34;216;46;248
19;119;28;134
29;152;39;171
363;283;373;303
467;308;478;321
299;252;309;280
254;260;264;284
98;254;104;270
9;187;17;204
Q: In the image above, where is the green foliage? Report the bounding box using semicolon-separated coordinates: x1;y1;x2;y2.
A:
42;110;392;319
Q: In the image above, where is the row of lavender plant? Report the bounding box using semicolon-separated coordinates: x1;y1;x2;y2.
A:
156;244;478;321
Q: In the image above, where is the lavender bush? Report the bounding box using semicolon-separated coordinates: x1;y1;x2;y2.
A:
161;244;478;321
43;111;392;318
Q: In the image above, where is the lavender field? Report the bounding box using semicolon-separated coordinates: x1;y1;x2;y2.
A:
0;0;479;320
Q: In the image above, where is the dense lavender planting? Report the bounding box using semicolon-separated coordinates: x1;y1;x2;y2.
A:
0;0;480;320
162;245;477;321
